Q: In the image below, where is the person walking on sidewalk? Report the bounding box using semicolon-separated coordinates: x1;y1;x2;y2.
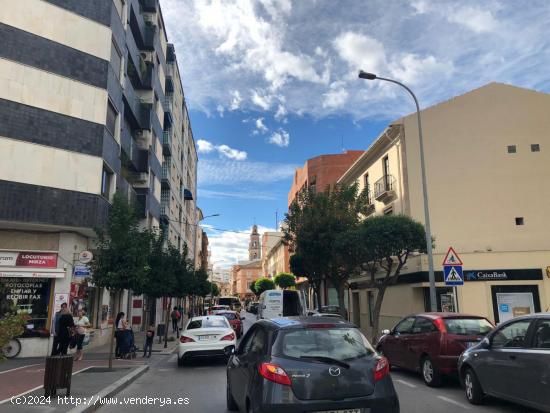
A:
73;309;90;361
143;325;155;358
114;312;128;358
54;307;75;355
51;302;67;356
171;306;181;334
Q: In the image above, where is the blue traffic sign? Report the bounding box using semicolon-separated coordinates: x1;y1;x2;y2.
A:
444;265;464;286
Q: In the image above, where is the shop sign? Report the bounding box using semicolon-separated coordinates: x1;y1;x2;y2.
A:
0;277;52;330
0;269;64;278
0;251;58;268
466;271;508;281
78;251;93;264
73;265;91;277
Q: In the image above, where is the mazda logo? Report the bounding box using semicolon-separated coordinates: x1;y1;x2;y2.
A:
328;366;341;377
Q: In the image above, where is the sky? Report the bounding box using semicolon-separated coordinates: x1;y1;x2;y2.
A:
160;0;550;268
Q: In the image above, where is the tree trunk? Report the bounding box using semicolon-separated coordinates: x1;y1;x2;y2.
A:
164;296;171;348
336;283;347;318
108;290;120;370
371;285;387;345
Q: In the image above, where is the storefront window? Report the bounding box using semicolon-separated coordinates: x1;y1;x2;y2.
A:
0;278;52;335
491;285;541;323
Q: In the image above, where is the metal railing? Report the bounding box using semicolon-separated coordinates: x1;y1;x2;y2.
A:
374;175;396;200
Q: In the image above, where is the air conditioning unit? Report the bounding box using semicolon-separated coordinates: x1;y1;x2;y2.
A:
134;173;149;183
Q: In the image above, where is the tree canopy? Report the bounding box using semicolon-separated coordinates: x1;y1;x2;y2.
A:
255;277;276;295
274;272;296;289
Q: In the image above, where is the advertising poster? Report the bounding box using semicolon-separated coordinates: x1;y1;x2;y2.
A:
496;292;535;323
0;277;51;331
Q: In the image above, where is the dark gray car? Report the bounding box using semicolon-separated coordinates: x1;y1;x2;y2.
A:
458;313;550;412
226;317;399;413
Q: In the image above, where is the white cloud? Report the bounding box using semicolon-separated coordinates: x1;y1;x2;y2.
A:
217;144;247;161
323;83;349;109
197;139;247;161
200;189;277;201
216;105;225;117
268;129;290;147
206;225;276;268
197;139;215;153
230;90;242;110
448;6;499;33
251;90;273;110
254;117;269;134
333;32;388;76
198;159;296;185
274;104;287;121
389;54;454;85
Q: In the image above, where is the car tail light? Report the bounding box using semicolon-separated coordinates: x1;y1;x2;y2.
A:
221;332;235;341
259;363;291;386
374;356;390;381
180;335;195;343
434;318;447;333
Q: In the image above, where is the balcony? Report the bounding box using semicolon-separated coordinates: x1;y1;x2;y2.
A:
374;175;396;203
365;191;376;216
123;77;152;129
135;188;160;220
161;159;171;188
120;127;148;172
163;130;172;155
129;3;156;50
166;44;176;63
139;0;157;12
165;77;174;94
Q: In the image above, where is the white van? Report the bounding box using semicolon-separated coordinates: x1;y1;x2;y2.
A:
257;290;306;320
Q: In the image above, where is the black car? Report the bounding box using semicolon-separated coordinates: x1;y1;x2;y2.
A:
458;313;550;412
249;302;259;314
226;317;399;413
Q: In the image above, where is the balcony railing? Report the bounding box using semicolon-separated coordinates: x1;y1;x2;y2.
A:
374;175;396;202
123;77;152;129
161;160;171;188
162;130;172;155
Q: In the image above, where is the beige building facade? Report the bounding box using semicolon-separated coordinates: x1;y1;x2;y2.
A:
338;83;550;337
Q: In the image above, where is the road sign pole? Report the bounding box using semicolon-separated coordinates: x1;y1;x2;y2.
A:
453;286;459;312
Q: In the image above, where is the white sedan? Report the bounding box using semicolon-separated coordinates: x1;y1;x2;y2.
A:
177;316;236;366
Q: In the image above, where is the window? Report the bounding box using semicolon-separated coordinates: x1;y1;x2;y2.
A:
531;144;540;152
394;317;415;334
367;291;375;327
413;317;437;334
106;100;118;137
491;320;531;348
364;173;370;201
150;172;155;192
533;320;550;349
101;167;113;198
383;156;390;178
443;318;493;335
515;217;524;226
110;39;122;80
186;318;229;330
384;206;393;215
507;145;517;153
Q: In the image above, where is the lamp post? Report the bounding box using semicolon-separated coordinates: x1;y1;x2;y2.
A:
358;70;437;311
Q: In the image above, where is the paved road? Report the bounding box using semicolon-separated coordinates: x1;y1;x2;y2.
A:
101;312;538;413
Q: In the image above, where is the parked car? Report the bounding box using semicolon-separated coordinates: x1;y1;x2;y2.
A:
377;313;493;386
209;305;230;315
458;313;550;411
249;302;259;314
226;317;399;413
320;305;341;314
177;316;236;366
219;311;245;338
313;312;343;319
257;290;306;320
219;296;242;312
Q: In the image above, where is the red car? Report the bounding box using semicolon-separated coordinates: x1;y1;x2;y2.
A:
218;311;245;338
377;313;494;387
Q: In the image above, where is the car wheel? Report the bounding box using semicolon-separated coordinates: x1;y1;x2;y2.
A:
177;356;185;367
464;368;484;405
226;384;238;411
421;356;442;387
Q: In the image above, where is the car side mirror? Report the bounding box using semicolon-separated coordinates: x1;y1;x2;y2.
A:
382;329;391;336
479;337;490;349
241;317;245;320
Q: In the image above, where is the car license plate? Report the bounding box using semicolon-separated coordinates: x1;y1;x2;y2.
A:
198;335;215;341
313;409;365;413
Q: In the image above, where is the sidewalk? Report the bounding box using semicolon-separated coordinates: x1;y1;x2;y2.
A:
0;328;181;409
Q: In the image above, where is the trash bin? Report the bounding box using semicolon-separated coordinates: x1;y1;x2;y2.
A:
44;355;73;397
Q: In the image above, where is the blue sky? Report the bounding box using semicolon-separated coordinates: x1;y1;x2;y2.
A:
161;0;550;267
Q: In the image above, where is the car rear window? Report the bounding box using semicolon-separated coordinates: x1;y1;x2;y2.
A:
444;318;493;335
187;318;229;329
276;328;375;361
220;312;236;320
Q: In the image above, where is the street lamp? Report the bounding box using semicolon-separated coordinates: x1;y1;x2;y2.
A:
358;70;437;312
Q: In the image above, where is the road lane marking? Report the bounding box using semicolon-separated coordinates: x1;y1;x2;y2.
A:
395;379;417;388
0;363;41;375
437;395;471;409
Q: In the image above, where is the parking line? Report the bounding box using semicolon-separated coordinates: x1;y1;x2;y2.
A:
437;395;471;409
0;364;41;375
394;379;417;388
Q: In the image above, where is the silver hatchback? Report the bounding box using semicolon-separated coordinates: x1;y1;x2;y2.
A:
458;313;550;412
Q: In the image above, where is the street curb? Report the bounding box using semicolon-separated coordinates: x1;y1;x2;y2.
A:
67;364;149;413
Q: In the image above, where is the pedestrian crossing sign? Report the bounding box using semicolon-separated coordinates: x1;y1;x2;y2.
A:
444;265;464;286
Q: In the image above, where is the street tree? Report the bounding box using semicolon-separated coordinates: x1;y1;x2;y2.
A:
254;277;276;295
344;215;427;342
91;192;151;368
210;282;220;297
274;272;296;289
249;282;259;298
289;250;322;310
284;184;369;316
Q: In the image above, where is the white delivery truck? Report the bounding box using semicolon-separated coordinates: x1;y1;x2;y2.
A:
257;289;307;320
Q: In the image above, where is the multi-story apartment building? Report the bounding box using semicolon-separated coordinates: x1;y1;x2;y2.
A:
338;83;550;336
0;0;197;356
263;238;290;279
260;231;282;278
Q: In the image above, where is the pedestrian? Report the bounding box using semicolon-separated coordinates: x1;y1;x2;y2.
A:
143;325;155;358
55;306;75;355
73;309;90;361
170;306;181;334
51;302;67;356
114;312;128;358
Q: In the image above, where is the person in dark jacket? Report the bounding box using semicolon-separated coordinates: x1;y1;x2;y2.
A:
54;307;75;355
143;325;155;358
51;303;68;356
